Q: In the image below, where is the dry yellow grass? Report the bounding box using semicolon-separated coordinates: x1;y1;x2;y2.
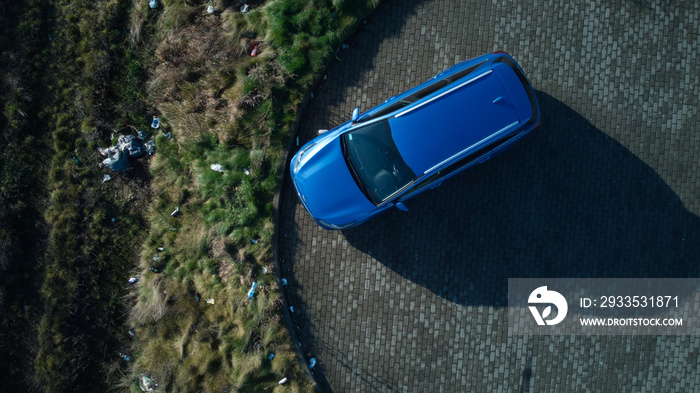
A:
129;275;168;325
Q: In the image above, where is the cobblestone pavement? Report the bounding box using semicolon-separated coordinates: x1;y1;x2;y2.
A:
278;0;700;391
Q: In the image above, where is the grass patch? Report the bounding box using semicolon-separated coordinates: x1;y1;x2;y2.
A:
128;0;381;390
1;0;380;391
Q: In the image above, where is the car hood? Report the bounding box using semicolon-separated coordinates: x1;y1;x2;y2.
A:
292;138;375;224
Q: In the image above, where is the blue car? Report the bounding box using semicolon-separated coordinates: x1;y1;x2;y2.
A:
291;52;541;230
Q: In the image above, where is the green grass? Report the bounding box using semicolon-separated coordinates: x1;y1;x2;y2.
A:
1;0;381;391
128;0;381;390
28;0;156;390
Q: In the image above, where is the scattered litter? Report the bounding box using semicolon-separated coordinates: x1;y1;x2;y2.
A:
268;353;275;361
169;228;178;231
151;117;160;129
281;278;288;286
111;217;116;224
210;164;224;172
71;154;81;165
207;5;215;13
204;298;215;305
129;277;138;284
243;168;250;175
157;246;165;251
195;292;201;302
145;140;155;155
102;133;149;172
262;266;268;274
149;267;160;273
103;146;129;172
241;4;249;12
102;174;112;183
289;306;294;313
119;134;147;157
119;352;131;362
163;132;172;138
248;282;258;299
251;238;259;244
149;0;157;9
171;206;179;217
278;377;288;385
309;358;316;369
138;130;147;139
152;254;160;261
139;375;158;392
128;329;135;337
250;43;258;57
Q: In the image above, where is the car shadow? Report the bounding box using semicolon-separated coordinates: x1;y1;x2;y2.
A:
342;91;700;307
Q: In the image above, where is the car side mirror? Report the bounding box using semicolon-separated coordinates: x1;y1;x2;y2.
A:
351;107;359;123
395;202;408;212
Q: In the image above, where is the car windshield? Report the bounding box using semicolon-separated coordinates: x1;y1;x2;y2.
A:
341;120;417;205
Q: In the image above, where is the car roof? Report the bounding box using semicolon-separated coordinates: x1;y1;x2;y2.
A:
388;62;532;175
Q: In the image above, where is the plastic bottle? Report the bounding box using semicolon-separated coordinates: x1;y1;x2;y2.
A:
248;282;258;299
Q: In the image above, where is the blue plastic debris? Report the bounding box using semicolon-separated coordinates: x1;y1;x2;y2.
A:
248;282;258;299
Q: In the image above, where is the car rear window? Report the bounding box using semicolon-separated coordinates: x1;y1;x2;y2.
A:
493;57;538;124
